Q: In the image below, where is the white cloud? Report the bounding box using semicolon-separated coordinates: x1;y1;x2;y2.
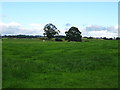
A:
30;24;44;30
86;25;107;31
107;25;118;33
7;22;21;27
88;30;118;38
82;25;118;38
0;22;44;35
0;22;22;35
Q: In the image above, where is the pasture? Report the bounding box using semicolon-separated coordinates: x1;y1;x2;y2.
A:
2;38;118;88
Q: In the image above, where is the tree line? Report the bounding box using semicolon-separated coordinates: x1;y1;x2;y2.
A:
1;23;120;41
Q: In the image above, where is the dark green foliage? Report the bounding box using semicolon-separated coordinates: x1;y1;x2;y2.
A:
116;37;120;40
103;37;113;40
65;27;82;42
87;37;94;39
43;23;60;39
55;38;63;41
2;39;118;88
2;35;41;38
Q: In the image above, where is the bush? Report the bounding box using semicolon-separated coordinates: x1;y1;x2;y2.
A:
116;37;120;40
55;38;63;42
103;37;113;40
38;37;47;40
87;37;93;39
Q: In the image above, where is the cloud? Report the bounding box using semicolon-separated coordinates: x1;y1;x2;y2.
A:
86;25;107;31
107;25;118;33
65;23;71;27
82;25;118;38
0;22;22;35
85;25;118;32
0;22;44;35
88;30;118;38
30;24;44;30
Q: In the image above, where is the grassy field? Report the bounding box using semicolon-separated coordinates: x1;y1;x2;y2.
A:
2;38;118;88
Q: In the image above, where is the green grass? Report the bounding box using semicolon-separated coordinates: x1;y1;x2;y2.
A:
2;38;118;88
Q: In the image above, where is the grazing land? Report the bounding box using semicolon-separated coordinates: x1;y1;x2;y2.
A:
2;38;118;88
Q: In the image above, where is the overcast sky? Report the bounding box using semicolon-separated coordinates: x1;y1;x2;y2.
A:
0;2;118;37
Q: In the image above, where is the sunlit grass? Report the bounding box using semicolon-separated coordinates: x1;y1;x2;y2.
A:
2;38;118;88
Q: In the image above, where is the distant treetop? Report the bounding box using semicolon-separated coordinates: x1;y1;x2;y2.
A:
43;23;60;39
65;26;82;42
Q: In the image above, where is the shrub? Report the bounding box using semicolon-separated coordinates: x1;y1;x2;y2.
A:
55;38;63;42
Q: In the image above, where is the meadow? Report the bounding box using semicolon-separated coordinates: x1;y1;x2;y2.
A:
2;38;118;88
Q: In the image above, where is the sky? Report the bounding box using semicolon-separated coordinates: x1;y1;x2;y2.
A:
0;2;118;37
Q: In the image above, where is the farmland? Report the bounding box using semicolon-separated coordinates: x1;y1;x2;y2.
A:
2;38;118;88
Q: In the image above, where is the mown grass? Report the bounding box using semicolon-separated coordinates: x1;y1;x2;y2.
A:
2;38;118;88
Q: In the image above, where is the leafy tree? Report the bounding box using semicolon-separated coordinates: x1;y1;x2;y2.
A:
65;26;82;42
43;23;60;39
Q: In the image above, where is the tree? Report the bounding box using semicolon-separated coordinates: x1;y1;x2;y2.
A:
43;23;60;39
65;26;82;42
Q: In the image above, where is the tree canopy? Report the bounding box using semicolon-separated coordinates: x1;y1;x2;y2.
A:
43;23;60;39
65;26;82;42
